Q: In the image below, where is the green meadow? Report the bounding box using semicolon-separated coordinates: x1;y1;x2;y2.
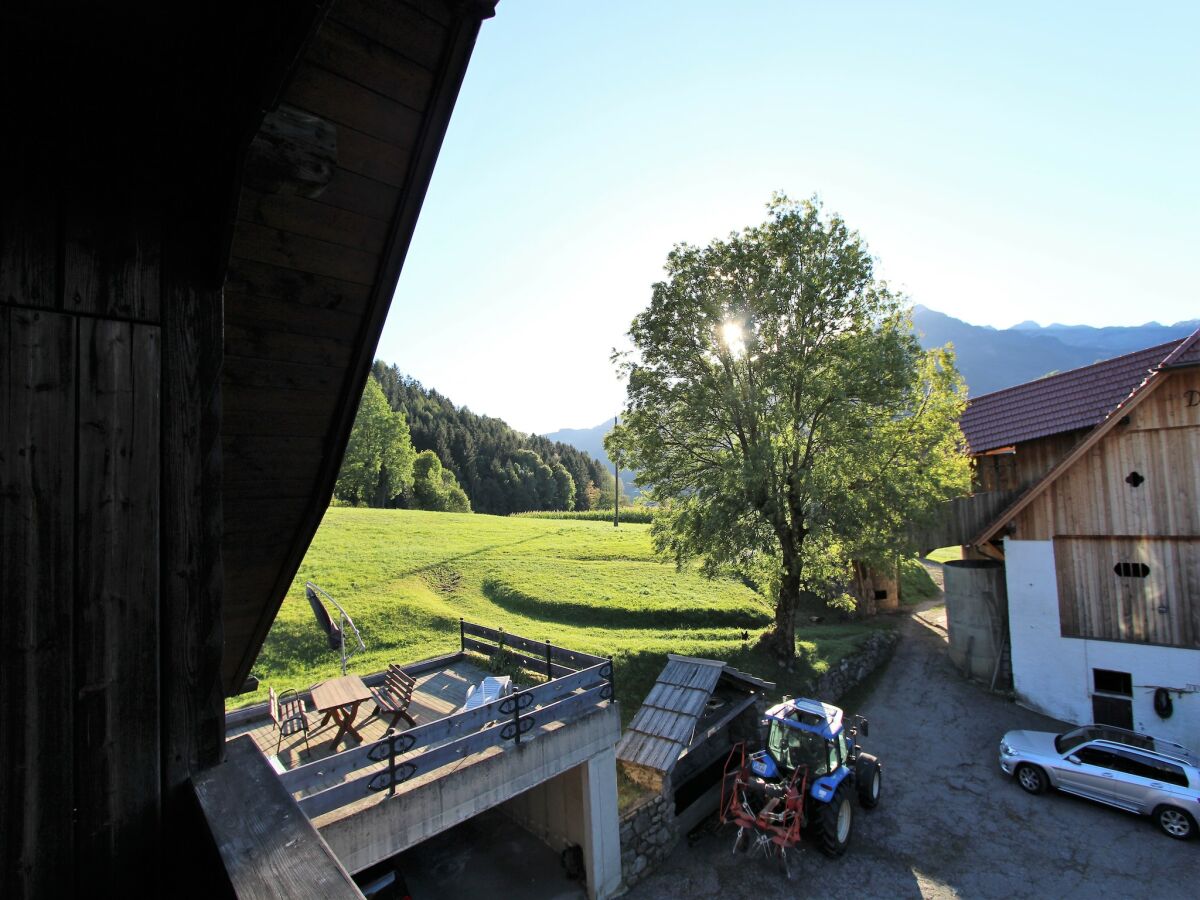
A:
236;508;898;721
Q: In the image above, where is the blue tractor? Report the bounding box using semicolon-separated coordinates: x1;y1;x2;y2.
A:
721;696;881;872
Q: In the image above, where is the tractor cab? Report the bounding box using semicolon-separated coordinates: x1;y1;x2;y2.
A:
751;697;868;782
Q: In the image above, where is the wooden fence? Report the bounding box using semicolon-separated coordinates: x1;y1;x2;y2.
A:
280;623;613;819
459;619;610;678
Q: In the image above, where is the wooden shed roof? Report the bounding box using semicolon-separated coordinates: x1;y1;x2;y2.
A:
220;0;496;695
616;655;771;775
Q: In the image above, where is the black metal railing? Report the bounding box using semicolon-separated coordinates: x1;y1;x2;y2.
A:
280;623;615;815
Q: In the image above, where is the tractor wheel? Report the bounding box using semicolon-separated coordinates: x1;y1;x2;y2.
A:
816;783;854;858
856;754;881;809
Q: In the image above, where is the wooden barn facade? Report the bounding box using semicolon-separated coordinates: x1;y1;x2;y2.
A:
1;2;496;896
945;331;1200;744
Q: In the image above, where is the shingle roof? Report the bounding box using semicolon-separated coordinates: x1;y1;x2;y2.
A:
959;337;1188;453
615;655;770;774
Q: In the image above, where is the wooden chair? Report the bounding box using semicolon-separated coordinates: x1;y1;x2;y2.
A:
269;686;311;756
370;664;419;730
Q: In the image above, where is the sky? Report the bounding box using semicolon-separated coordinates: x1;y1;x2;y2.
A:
377;0;1199;435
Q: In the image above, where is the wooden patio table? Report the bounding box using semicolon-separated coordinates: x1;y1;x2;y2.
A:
310;675;375;752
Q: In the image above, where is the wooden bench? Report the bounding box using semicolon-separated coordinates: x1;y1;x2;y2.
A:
370;664;418;730
269;686;311;755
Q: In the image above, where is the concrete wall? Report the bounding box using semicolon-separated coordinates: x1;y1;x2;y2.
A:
500;750;622;900
1006;540;1200;746
317;704;621;889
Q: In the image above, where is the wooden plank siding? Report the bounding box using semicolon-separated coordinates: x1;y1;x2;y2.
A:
1055;538;1200;648
74;319;162;882
1012;372;1200;540
913;431;1084;551
1;308;77;899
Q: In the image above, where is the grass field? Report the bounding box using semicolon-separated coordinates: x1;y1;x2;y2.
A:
235;508;897;722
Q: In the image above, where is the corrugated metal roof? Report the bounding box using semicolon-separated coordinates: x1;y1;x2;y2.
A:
959;339;1184;453
616;655;761;774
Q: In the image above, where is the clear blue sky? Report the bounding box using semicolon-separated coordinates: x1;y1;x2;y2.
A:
377;0;1199;435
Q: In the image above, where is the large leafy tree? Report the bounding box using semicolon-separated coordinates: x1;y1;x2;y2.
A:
611;196;970;661
335;378;417;507
411;450;472;512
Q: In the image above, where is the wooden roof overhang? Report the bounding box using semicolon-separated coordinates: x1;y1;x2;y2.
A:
219;0;497;695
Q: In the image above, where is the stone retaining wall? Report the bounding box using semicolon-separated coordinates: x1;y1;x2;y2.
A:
804;628;899;702
618;793;675;890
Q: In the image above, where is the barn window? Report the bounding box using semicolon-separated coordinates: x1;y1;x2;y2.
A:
1092;669;1133;729
1093;669;1132;696
874;589;888;600
1124;471;1144;487
1113;562;1150;578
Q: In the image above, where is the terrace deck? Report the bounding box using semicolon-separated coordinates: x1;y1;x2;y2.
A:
227;657;491;773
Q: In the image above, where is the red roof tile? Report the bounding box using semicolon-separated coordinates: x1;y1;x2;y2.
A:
959;336;1193;453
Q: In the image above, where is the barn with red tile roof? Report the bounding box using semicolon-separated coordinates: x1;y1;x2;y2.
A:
932;327;1200;747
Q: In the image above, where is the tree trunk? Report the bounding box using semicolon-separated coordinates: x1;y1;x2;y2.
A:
773;545;802;661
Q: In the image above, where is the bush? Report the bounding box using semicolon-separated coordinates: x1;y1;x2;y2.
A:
510;508;654;524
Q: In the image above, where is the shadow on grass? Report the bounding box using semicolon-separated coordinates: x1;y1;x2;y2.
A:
393;528;576;580
481;577;771;631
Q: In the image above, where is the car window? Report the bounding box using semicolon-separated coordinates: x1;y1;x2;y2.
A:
1151;760;1189;787
1108;750;1158;779
1056;727;1099;754
1075;746;1119;769
1110;750;1190;787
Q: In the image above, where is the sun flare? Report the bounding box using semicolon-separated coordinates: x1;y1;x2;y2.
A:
720;321;745;357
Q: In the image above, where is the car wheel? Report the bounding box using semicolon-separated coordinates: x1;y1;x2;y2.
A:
856;754;881;809
817;783;854;858
1153;805;1196;841
1015;763;1047;794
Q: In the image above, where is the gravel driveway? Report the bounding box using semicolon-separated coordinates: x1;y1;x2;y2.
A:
626;604;1196;899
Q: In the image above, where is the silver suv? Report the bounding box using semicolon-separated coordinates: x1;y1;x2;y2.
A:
999;724;1199;840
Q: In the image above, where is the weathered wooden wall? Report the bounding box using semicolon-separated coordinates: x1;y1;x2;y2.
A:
999;370;1200;650
1055;537;1200;648
911;431;1084;551
1013;371;1200;539
0;177;225;896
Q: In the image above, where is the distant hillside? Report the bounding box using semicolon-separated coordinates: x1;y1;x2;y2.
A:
371;363;614;515
542;420;640;497
912;306;1198;396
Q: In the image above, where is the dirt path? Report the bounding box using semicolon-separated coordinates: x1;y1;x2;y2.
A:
625;600;1193;899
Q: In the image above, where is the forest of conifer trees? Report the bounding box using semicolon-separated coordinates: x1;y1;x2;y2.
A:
332;362;616;515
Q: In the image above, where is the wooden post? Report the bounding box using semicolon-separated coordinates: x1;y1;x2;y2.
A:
459;618;465;653
545;640;552;681
613;416;619;528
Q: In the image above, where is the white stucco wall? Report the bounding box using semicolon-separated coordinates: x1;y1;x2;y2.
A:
1005;540;1200;748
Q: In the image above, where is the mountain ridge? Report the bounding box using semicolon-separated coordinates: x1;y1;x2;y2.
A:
544;309;1199;459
